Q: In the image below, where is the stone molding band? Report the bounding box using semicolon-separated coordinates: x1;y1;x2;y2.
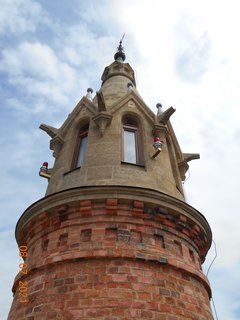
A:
16;185;212;247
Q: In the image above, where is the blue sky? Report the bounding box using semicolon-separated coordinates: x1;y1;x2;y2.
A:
1;0;240;319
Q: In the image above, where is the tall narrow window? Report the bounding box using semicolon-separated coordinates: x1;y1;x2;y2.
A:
122;115;143;165
76;134;88;167
123;125;138;163
72;123;89;168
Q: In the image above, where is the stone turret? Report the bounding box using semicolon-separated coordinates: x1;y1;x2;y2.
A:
8;43;213;320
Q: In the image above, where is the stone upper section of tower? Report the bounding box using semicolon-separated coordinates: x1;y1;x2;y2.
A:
40;43;199;201
97;40;137;108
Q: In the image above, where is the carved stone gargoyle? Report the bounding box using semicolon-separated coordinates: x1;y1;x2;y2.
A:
39;124;64;158
178;153;200;180
92;91;113;136
158;106;176;125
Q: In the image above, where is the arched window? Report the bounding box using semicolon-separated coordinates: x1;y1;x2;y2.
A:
122;115;143;165
72;123;89;168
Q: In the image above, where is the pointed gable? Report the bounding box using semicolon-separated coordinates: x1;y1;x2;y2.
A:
109;90;155;125
60;96;97;138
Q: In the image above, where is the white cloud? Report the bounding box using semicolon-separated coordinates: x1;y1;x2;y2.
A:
175;28;212;82
62;47;81;67
207;265;240;320
1;42;74;82
0;0;49;35
0;41;84;114
58;23;116;69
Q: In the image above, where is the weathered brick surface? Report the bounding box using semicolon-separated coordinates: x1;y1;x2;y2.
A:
8;198;213;319
8;259;213;320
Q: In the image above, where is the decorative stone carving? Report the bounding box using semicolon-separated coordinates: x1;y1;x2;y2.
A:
128;100;135;107
39;123;59;138
158;106;176;124
183;153;200;162
80;106;87;114
96;91;106;112
92;112;113;137
40;123;64;158
152;123;168;139
50;135;64;158
178;153;200;181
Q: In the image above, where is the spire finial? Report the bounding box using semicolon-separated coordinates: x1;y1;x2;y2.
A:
114;34;126;62
119;33;125;47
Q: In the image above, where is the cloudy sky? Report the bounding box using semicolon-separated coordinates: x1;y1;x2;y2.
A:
1;0;240;318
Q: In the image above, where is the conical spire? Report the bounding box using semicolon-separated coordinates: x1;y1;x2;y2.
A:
114;34;126;62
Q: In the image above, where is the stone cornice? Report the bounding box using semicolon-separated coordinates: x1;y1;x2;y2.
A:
16;185;212;248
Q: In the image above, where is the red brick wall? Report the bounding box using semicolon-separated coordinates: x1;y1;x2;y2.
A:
8;259;213;320
8;198;213;319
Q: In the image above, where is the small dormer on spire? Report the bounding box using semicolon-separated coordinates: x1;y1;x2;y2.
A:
114;34;126;62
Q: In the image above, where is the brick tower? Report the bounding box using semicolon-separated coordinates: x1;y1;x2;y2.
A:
8;42;214;319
